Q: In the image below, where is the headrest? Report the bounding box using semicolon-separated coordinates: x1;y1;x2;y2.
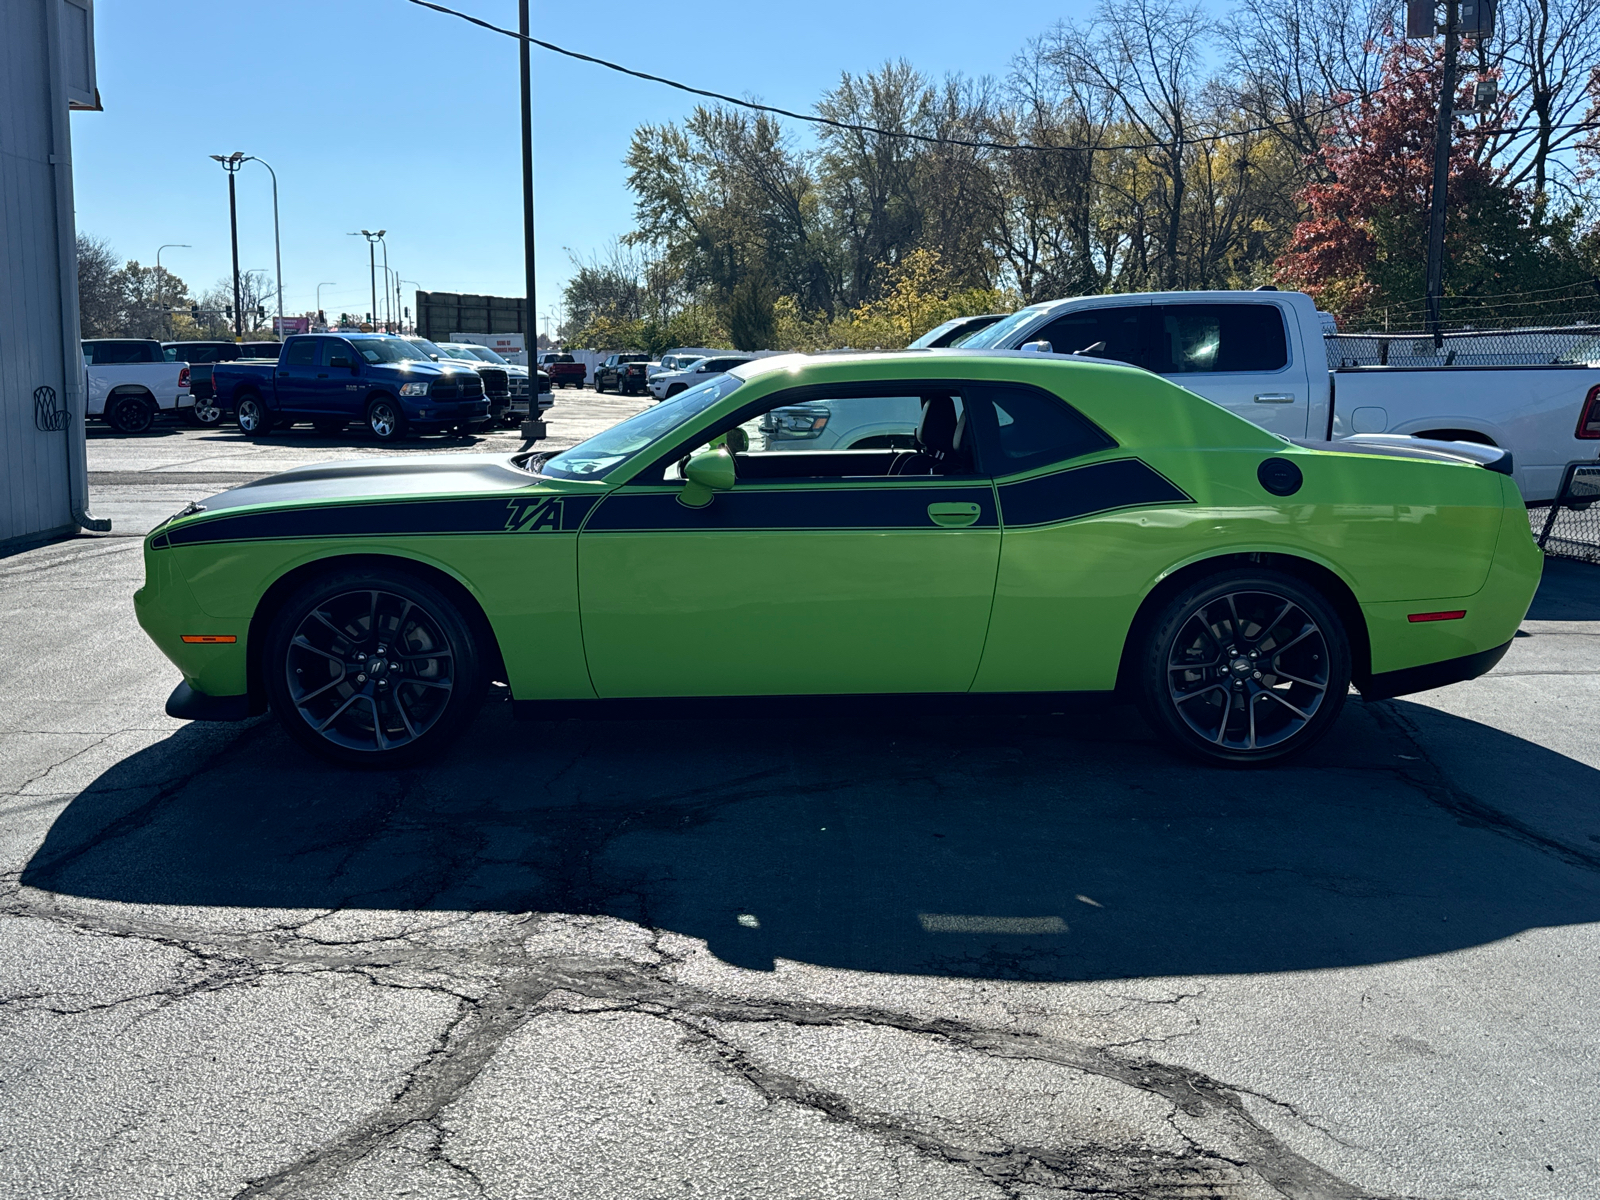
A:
918;395;958;457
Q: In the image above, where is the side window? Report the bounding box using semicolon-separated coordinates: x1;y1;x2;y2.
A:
318;340;355;367
969;383;1115;475
1032;308;1151;368
1152;304;1288;374
284;340;316;367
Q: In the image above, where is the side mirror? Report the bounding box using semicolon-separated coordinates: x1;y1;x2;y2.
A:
678;447;736;509
1020;340;1054;354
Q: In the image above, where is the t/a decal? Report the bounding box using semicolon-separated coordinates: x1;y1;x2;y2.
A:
504;497;565;533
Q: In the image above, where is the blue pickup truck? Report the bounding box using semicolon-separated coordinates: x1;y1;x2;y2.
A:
211;333;491;441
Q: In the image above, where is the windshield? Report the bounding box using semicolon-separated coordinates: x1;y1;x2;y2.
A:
462;346;508;364
357;337;434;364
955;307;1045;350
909;319;963;350
407;338;447;358
437;345;482;361
539;374;744;480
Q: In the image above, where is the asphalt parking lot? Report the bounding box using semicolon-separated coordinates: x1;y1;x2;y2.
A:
2;393;1598;1199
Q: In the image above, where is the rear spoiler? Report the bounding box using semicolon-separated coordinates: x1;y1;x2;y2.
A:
1291;434;1514;476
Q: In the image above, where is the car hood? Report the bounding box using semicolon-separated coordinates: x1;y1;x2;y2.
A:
188;454;541;513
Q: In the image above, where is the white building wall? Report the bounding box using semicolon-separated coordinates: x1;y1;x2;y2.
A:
0;0;98;551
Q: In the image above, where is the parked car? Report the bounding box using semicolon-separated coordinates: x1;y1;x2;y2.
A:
82;339;193;433
647;355;752;400
537;353;587;389
650;348;722;378
594;353;654;395
137;349;1541;768
908;314;1007;348
405;338;514;426
160;341;275;427
440;342;552;424
211;333;488;442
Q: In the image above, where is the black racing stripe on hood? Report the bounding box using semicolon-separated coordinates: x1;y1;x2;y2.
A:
161;494;600;546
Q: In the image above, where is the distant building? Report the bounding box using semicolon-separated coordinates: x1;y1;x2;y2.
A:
1;0;108;551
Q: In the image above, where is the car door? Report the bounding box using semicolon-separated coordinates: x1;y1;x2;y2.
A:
274;337;321;415
1147;301;1312;439
576;384;1002;699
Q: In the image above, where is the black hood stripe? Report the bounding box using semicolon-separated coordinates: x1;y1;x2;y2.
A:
158;494;601;547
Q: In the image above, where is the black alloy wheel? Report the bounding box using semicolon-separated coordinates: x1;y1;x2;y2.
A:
185;401;224;428
107;395;156;434
367;397;406;442
235;394;272;438
264;571;485;765
1138;569;1350;765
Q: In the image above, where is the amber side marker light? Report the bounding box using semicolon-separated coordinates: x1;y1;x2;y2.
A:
180;634;237;644
1407;611;1466;623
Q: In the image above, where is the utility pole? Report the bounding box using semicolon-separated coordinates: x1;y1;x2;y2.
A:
240;157;284;343
353;230;385;331
1423;0;1461;346
156;244;190;339
211;153;246;340
518;0;543;440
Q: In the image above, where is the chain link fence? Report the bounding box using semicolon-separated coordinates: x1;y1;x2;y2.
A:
1531;464;1600;566
1328;325;1600;369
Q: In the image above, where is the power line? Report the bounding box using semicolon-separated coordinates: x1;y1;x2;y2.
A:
407;0;1593;155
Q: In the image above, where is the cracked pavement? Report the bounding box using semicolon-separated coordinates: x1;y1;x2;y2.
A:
1;422;1598;1199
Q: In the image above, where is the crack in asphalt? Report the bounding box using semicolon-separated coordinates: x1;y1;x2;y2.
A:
1368;702;1600;873
0;890;1395;1200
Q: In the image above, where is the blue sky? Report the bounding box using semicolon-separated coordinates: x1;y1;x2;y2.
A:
71;0;1079;331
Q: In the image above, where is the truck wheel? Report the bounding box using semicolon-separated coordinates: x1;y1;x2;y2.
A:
665;384;687;398
367;397;407;442
107;394;156;434
1136;568;1350;766
185;401;223;428
595;376;607;393
235;394;272;438
263;567;486;766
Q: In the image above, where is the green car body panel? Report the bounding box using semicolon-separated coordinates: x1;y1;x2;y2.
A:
133;352;1543;712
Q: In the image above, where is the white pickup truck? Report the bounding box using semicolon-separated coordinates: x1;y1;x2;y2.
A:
82;338;193;433
905;290;1600;504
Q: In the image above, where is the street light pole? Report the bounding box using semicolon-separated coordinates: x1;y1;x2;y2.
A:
1424;0;1459;347
210;153;246;340
400;280;422;336
378;235;391;332
316;282;336;327
518;0;542;440
240;156;284;342
352;230;385;330
156;243;190;338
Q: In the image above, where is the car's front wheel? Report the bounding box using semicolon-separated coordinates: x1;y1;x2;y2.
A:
264;569;486;765
1137;569;1350;765
235;394;272;437
367;397;406;442
595;375;608;393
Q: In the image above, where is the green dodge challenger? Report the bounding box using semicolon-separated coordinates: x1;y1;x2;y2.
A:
135;351;1542;766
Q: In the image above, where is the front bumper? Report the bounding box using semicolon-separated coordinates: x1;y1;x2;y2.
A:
404;399;490;421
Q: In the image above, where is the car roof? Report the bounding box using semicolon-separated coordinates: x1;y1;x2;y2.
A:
725;347;1151;381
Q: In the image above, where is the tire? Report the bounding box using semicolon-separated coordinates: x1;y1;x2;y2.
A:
367;396;407;442
263;568;486;766
595;375;608;393
1137;568;1350;765
185;401;224;428
235;393;272;437
107;394;156;434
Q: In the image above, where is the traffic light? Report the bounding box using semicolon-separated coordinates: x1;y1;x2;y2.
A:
190;304;200;321
224;305;233;319
256;305;266;320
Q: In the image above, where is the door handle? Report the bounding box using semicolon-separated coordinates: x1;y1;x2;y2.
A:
927;502;980;528
1254;392;1296;404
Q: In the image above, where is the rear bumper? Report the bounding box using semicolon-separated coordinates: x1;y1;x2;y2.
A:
1359;639;1513;701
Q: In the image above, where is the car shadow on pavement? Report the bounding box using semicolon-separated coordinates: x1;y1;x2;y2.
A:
21;691;1600;983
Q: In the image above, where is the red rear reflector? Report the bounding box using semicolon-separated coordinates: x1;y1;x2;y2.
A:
181;634;236;643
1407;610;1466;623
1577;384;1600;439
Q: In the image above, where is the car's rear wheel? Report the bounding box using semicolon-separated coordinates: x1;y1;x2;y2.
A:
235;394;272;437
367;397;406;442
185;401;223;428
1137;569;1350;765
107;394;156;434
264;569;486;766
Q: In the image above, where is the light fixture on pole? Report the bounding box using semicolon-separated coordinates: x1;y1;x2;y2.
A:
316;282;337;328
156;244;190;337
209;153;247;339
351;230;385;331
238;155;285;342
